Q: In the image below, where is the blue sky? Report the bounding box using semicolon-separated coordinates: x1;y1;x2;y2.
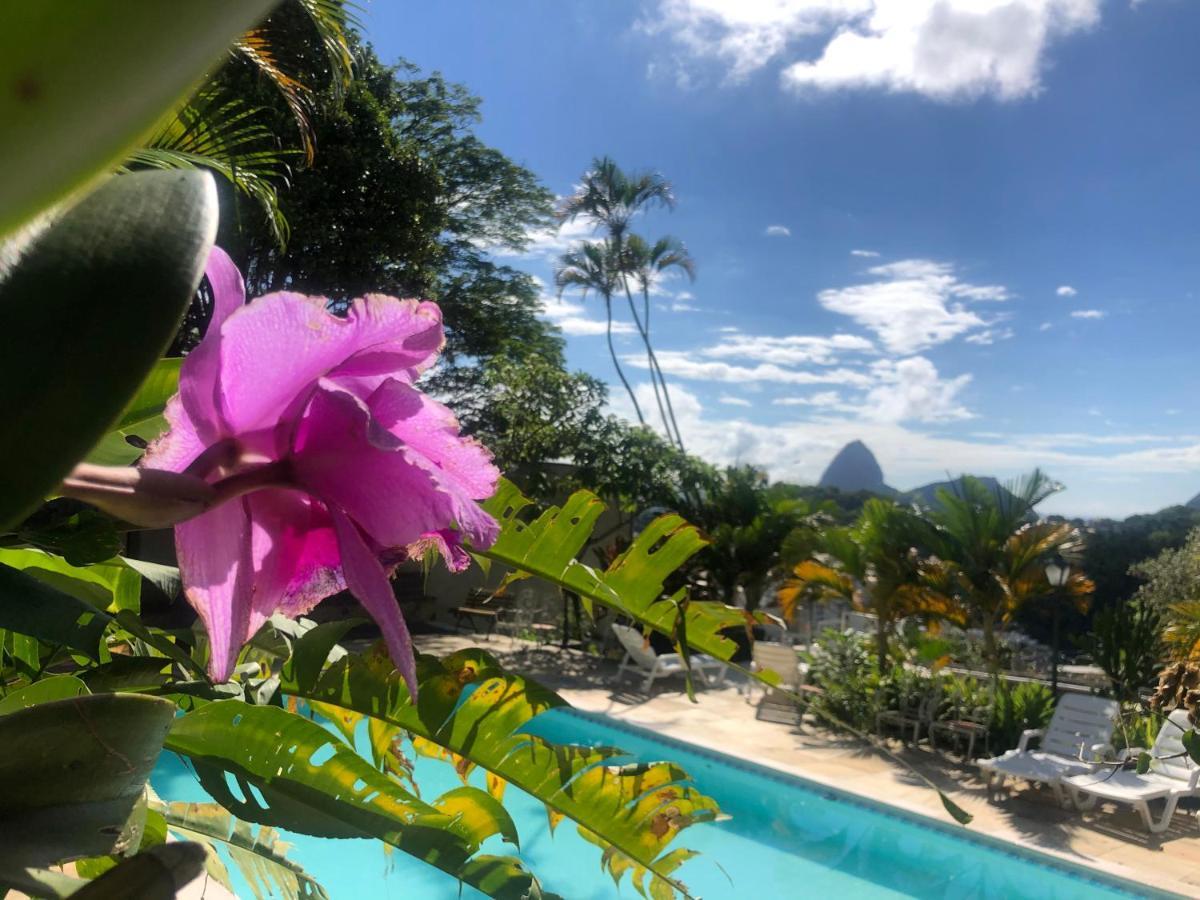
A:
368;0;1200;518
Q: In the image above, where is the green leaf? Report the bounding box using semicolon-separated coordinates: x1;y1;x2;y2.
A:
119;557;182;601
0;563;112;657
154;800;330;900
85;358;182;466
0;0;277;236
478;479;767;667
112;610;205;679
0;693;175;877
163;700;548;899
938;791;973;826
68;843;206;900
15;502;122;565
0;674;89;715
1181;729;1200;767
81;657;174;694
284;647;716;898
1136;751;1153;775
0;548;141;614
0;170;220;529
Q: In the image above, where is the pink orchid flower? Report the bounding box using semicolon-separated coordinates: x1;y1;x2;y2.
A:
142;248;500;693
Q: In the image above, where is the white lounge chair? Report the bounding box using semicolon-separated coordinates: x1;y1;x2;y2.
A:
611;624;727;694
747;641;808;723
1064;709;1200;833
977;693;1119;806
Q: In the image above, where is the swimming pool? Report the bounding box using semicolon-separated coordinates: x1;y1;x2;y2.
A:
153;707;1183;899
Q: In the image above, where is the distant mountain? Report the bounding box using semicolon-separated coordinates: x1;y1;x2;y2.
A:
1186;492;1200;510
818;441;896;495
903;475;1015;509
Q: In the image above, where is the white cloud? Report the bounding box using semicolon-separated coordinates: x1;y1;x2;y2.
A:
644;0;1102;101
631;350;874;386
764;224;792;237
670;301;700;312
490;217;594;261
817;258;1009;354
859;356;973;423
1071;309;1106;320
850;248;880;257
702;332;875;366
1056;284;1078;297
541;298;636;336
719;393;753;407
774;390;845;407
1039;322;1053;331
964;327;1015;345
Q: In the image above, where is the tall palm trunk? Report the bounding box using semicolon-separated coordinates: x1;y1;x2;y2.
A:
621;278;673;444
604;292;643;425
640;284;686;451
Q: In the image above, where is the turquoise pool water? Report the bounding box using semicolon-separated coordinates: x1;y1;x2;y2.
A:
153;707;1181;899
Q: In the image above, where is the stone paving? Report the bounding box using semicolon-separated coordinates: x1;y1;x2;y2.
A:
416;632;1200;898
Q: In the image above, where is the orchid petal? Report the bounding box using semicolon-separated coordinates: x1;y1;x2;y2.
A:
216;293;444;435
367;378;500;502
291;383;467;548
175;498;253;682
180;246;245;441
246;489;345;617
329;505;417;699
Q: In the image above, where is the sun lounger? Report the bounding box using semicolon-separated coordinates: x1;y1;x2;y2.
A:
1064;709;1199;833
747;641;808;724
977;693;1119;806
611;623;727;694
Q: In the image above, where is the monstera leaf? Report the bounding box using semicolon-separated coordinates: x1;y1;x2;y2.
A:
478;479;770;671
282;644;717;899
0;170;218;528
163;700;556;900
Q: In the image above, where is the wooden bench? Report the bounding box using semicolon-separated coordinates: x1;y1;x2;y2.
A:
453;606;498;637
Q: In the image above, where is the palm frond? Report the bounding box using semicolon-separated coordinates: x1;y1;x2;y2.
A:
132;87;294;247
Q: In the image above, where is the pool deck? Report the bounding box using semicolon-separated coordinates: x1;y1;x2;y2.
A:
415;632;1200;898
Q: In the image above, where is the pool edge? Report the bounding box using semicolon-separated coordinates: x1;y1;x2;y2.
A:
557;707;1193;900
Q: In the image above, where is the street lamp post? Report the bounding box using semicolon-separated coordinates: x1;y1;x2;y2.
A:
1044;555;1072;697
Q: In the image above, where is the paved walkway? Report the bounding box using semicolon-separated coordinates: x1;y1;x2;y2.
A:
416;632;1200;898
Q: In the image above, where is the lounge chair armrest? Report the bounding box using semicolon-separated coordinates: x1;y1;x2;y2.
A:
1017;729;1044;752
1089;742;1115;762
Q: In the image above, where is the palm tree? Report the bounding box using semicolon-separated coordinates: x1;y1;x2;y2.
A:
622;234;695;449
779;499;948;668
920;471;1092;680
553;240;645;425
560;158;685;445
132;0;360;247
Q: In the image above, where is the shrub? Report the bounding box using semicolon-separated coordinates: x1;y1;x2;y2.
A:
989;682;1055;752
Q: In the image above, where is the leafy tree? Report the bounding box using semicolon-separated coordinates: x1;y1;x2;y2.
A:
921;471;1092;678
1082;600;1163;702
1131;526;1200;659
201;46;554;379
779;499;944;667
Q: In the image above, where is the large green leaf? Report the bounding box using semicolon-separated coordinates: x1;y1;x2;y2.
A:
0;563;112;657
0;548;140;614
0;170;218;529
283;646;717;899
86;358;182;466
478;479;767;667
0;0;277;236
164;701;551;900
0;674;89;715
0;693;176;879
155;800;328;900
